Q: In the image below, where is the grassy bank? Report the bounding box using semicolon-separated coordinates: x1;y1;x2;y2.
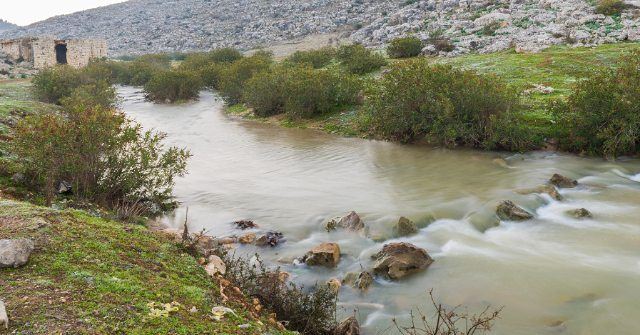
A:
0;198;283;334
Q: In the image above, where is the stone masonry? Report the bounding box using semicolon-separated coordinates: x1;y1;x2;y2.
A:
0;36;107;69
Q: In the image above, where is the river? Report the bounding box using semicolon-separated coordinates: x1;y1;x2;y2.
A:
119;87;640;335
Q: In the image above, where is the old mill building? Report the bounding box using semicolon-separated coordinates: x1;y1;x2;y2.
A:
0;36;107;69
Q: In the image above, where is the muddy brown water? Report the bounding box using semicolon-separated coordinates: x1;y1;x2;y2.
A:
120;87;640;335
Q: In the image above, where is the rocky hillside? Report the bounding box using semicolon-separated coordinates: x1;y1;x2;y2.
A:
0;19;18;33
1;0;640;56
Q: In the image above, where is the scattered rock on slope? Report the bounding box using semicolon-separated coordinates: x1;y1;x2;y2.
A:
0;238;34;268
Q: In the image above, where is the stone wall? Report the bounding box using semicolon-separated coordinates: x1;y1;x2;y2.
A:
0;38;36;63
66;39;108;68
31;38;57;69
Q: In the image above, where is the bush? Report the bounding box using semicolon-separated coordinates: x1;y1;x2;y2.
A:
387;36;424;58
595;0;626;15
223;253;337;335
208;47;243;63
14;100;190;210
144;70;203;102
286;47;336;68
336;44;387;74
364;59;526;149
555;50;640;157
243;65;362;118
218;53;273;104
127;54;173;86
32;64;114;105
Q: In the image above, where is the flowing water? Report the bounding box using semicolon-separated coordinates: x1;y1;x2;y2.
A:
119;87;640;335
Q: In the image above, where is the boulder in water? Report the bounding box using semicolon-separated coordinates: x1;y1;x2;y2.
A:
327;211;365;232
327;278;341;294
567;208;593;219
393;217;418;236
516;185;563;201
372;242;433;280
0;238;34;268
354;271;374;291
233;220;257;230
335;316;360;335
550;174;578;188
238;233;256;244
496;200;533;221
302;242;341;267
255;231;285;247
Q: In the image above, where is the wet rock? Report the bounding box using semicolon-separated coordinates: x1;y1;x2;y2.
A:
372;242;433;280
354;271;374;291
567;208;593;219
238;233;256;244
327;278;342;294
302;243;341;267
340;211;365;231
496;200;533;221
214;236;238;245
0;238;34;268
492;158;510;169
341;272;358;286
0;300;7;330
393;217;418;237
550;174;578;188
204;255;226;276
334;316;360;335
57;180;72;194
255;231;285;247
194;235;216;255
233;220;257;230
516;185;563;201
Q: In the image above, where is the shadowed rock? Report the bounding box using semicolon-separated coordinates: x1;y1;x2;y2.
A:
335;316;360;335
496;200;533;221
394;217;418;237
372;242;433;280
550;174;578;188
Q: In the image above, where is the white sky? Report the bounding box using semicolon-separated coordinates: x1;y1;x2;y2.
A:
1;0;128;26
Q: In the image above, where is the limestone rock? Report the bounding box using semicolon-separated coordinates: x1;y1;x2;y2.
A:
0;300;7;330
303;243;341;267
233;220;257;230
327;278;342;294
393;217;418;237
204;255;226;276
354;271;374;291
372;242;433;280
340;211;365;231
0;238;34;268
550;174;578;188
255;231;285;247
334;316;360;335
516;185;563;201
496;200;534;221
567;208;593;219
238;233;256;244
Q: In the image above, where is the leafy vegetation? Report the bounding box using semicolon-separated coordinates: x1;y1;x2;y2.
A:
144;70;203;102
595;0;626;15
218;52;273;104
387;36;424;58
286;47;336;69
336;44;387;74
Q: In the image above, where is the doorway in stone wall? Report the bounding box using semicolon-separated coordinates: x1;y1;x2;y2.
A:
55;42;67;65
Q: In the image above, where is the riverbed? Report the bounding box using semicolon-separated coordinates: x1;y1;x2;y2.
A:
119;87;640;335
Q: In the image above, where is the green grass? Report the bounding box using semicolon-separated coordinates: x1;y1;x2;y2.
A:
0;199;290;334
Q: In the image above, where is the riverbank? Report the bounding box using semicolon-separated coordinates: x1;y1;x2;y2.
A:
225;42;640;146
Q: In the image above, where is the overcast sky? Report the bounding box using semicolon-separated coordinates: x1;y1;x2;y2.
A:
2;0;128;26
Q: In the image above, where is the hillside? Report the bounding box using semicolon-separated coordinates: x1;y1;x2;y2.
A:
1;0;640;56
0;19;18;33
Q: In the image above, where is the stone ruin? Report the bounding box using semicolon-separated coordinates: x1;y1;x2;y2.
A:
0;36;107;70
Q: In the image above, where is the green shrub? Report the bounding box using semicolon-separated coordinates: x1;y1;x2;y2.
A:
208;47;243;63
336;44;387;74
218;53;273;104
128;54;173;86
199;63;225;89
286;47;336;68
14;101;190;210
32;66;83;104
364;59;525;149
555;50;640;157
144;70;203;102
243;65;362;119
387;36;424;58
595;0;626;15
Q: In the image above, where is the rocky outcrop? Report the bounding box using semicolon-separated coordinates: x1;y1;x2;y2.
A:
550;174;578;188
567;208;593;219
372;242;433;280
496;200;534;221
0;238;34;268
334;316;360;335
326;211;366;232
353;271;374;291
393;217;418;236
204;255;226;276
255;231;285;247
302;243;341;267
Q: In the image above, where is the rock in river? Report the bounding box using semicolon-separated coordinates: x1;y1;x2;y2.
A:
496;200;533;221
302;242;341;267
354;271;374;291
327;211;365;232
372;242;433;280
516;185;563;201
255;231;285;247
0;238;34;268
393;217;418;237
550;174;578;188
567;208;593;219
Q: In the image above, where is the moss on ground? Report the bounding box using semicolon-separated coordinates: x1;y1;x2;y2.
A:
0;199;290;334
